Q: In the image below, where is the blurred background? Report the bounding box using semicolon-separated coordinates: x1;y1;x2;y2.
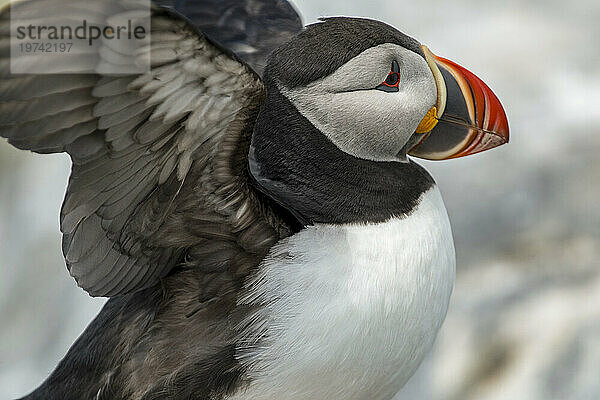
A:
1;0;599;398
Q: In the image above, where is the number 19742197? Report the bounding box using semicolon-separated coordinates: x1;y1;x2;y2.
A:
18;42;73;53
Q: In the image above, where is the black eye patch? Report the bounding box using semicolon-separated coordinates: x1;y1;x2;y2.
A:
376;60;400;92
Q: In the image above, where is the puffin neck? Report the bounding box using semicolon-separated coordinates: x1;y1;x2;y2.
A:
249;83;435;226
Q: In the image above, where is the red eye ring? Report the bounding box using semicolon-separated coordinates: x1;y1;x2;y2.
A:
376;60;401;92
382;72;400;87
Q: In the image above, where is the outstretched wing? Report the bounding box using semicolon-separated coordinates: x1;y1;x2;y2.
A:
0;1;290;297
172;0;303;75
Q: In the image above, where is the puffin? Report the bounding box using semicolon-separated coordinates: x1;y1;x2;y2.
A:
1;0;509;399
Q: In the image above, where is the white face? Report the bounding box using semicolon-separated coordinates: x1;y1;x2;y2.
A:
280;43;437;162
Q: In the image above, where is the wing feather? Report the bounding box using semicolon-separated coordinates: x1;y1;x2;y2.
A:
3;0;305;396
173;0;303;75
1;2;286;297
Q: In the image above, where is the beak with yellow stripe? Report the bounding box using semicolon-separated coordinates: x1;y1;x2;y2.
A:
410;46;509;160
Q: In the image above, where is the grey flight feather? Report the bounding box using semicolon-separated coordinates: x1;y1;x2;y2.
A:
0;1;292;297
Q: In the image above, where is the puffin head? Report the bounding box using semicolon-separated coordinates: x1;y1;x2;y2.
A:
260;17;508;161
249;17;509;225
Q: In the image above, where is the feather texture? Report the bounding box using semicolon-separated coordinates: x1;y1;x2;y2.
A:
2;1;302;399
0;2;271;298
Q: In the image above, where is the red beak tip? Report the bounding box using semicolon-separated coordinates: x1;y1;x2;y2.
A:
436;55;510;157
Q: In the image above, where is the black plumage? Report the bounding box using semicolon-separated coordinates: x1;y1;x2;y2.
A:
249;83;434;225
172;0;303;75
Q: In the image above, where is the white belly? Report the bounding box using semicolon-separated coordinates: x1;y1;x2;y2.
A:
231;187;456;400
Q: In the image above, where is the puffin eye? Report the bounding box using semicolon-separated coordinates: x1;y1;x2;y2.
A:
376;60;400;93
385;74;399;86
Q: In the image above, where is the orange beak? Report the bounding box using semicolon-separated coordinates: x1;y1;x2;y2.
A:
409;46;509;160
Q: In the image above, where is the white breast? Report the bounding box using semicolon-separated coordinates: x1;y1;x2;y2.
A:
231;187;456;400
